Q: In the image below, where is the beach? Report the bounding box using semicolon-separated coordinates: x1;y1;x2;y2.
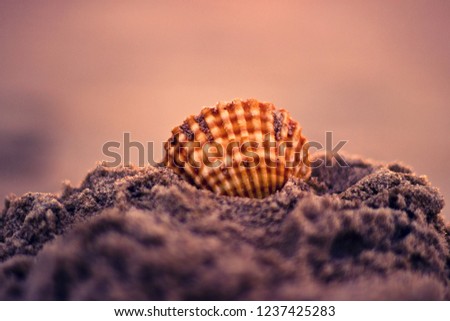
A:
1;153;448;300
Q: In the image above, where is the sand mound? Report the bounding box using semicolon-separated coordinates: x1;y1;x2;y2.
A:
0;154;448;300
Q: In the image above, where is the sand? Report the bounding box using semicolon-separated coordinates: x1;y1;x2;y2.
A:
0;153;448;300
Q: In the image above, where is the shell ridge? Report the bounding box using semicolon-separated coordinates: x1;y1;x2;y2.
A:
261;102;277;194
250;100;270;197
201;107;233;195
241;100;264;198
232;100;257;198
186;116;217;192
218;101;248;197
242;101;265;198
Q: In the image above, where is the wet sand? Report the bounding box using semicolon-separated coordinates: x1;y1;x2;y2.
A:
0;153;448;300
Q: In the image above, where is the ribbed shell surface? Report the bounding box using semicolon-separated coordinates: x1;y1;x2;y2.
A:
164;99;310;198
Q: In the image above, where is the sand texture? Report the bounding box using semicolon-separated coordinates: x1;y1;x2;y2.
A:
0;153;448;300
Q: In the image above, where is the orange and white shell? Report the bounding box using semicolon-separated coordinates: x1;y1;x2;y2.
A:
163;99;310;198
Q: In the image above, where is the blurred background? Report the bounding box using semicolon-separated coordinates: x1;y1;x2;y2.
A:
0;1;448;218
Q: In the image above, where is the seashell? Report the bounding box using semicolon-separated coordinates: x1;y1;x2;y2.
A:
163;99;310;198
